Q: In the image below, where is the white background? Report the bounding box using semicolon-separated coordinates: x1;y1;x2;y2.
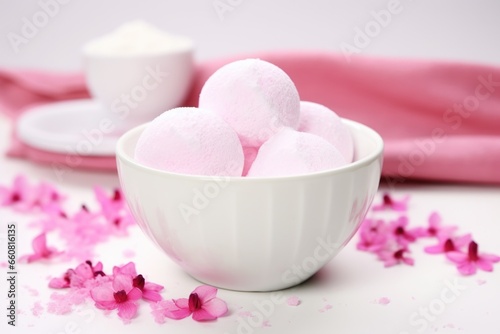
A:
0;1;500;334
1;0;500;70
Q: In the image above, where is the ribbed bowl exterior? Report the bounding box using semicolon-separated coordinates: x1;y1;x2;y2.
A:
117;120;383;291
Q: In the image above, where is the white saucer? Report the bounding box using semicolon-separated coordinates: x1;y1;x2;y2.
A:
17;99;120;156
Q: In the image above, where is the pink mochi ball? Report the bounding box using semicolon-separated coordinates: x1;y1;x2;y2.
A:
199;59;300;148
134;107;244;176
247;128;347;177
298;101;354;162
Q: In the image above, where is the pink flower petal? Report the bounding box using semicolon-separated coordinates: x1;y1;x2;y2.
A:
457;262;477;276
94;300;117;310
90;285;114;304
476;259;494;272
113;262;137;278
173;298;189;309
192;308;217;321
150;301;168;324
424;245;444;254
142;289;162;302
0;186;9;203
13;175;28;193
74;262;94;281
456;234;472;244
372;193;409;211
162;300;191;320
286;296;301;306
26;254;42;263
428;212;440;228
378;297;391;305
36;182;64;209
48;277;69;289
202;297;228;318
480;254;500;263
94;186;109;206
192;285;217;303
446;251;468;263
32;233;49;255
127;288;143;302
94;262;104;272
117;301;138;320
144;282;164;292
113;274;133;293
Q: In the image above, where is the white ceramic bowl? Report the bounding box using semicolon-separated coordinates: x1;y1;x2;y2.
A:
116;119;383;291
83;37;194;133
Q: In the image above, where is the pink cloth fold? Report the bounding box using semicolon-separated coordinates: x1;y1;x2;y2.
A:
0;68;89;119
1;52;499;184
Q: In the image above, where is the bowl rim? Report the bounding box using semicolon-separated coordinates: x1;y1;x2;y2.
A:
116;118;384;183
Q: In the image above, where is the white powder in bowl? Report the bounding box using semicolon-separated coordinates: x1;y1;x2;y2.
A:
83;20;192;56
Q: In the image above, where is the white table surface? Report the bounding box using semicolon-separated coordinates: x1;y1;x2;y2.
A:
0;113;499;334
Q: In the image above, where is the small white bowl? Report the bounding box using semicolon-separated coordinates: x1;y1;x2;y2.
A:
116;119;383;291
83;35;194;133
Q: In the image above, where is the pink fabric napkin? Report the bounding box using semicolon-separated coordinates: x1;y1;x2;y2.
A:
1;52;499;184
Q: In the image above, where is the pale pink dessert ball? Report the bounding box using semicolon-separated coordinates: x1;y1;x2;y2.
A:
199;59;300;148
247;128;347;177
134;107;244;176
298;101;354;162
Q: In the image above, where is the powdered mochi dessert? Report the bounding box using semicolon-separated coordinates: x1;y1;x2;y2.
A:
134;107;244;176
247;128;347;177
199;59;300;148
298;101;354;162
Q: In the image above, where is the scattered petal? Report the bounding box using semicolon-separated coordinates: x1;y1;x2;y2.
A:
377;297;390;305
286;296;301;306
31;301;44;316
377;247;414;267
413;212;457;238
21;233;62;263
424;234;472;255
371;193;409;211
390;216;417;246
162;299;192;320
357;218;390;252
0;175;65;213
476;279;487;285
446;241;500;276
117;301;138;321
319;304;333;313
160;285;227;321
